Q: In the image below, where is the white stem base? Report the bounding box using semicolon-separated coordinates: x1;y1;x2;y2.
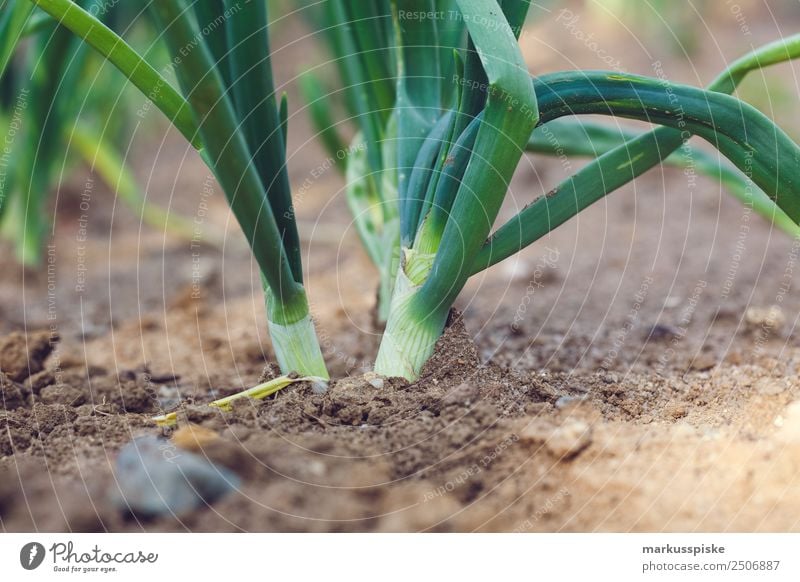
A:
374;269;445;380
268;314;329;379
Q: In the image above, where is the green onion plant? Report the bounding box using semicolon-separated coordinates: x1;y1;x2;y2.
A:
14;0;800;385
17;0;329;378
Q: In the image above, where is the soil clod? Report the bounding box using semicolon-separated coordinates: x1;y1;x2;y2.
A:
0;331;57;382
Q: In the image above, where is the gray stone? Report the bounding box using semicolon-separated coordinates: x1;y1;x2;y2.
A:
112;435;240;517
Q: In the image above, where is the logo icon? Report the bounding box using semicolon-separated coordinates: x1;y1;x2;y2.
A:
20;542;46;570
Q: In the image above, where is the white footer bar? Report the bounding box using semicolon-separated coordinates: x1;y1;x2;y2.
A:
1;533;797;581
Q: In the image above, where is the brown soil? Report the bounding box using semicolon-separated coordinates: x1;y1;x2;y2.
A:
3;5;800;532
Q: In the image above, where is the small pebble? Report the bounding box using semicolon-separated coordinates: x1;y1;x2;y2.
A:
555;395;584;409
745;305;785;332
666;403;688;420
157;385;181;410
647;323;681;341
689;353;717;371
364;372;385;390
171;424;220;452
112;435;240;517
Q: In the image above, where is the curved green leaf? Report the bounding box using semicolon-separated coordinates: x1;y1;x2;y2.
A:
471;68;800;273
533;72;800;220
711;34;800;94
527;118;800;238
27;0;200;149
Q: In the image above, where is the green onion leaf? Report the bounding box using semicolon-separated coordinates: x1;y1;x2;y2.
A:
0;0;34;81
226;0;303;282
27;0;200;148
474;48;800;271
299;72;348;168
417;0;538;310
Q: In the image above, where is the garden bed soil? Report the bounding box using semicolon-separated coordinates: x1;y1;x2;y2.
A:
2;159;800;531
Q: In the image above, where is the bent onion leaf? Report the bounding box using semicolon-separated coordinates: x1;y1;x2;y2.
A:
473;66;800;272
